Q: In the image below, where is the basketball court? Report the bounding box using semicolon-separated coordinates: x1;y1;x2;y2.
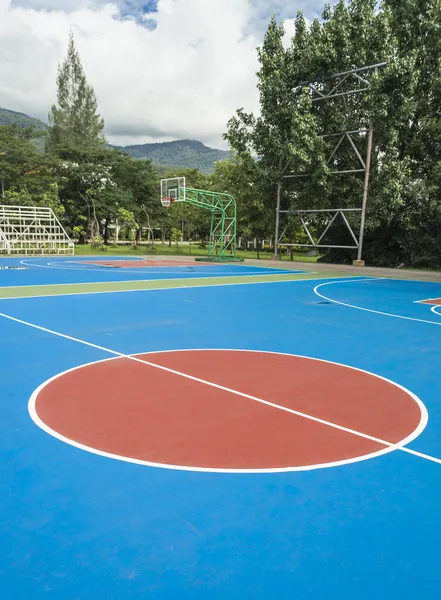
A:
1;256;441;599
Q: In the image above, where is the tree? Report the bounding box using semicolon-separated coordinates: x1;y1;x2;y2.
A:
0;125;42;196
224;14;327;256
54;147;159;244
47;33;105;154
225;16;294;181
57;157;122;241
116;207;139;243
160;168;211;243
224;1;441;267
209;155;272;257
0;124;63;214
109;151;159;242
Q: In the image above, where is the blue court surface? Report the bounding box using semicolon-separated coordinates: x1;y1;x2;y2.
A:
0;256;300;287
1;261;441;599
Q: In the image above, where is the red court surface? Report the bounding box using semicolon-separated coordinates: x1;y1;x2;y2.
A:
32;350;424;472
419;298;441;305
82;259;206;268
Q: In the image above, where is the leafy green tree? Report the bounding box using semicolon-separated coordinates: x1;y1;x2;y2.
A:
117;207;139;243
0;125;64;218
225;16;327;230
209;155;272;257
54;146;159;243
171;227;183;247
41;182;65;218
224;0;441;267
2;187;33;206
47;33;105;154
160;168;211;243
0;125;42;196
109;151;159;242
358;0;441;266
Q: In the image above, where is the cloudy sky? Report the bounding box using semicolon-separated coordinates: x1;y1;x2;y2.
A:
0;0;331;149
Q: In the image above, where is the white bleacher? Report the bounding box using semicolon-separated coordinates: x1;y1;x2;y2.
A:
0;205;74;255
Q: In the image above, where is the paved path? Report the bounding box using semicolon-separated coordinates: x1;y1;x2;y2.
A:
153;255;441;283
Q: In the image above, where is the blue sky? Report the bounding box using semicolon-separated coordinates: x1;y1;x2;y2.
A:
2;0;335;147
11;0;328;26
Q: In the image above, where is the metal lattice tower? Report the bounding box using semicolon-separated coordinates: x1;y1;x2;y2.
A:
275;62;386;264
0;205;74;255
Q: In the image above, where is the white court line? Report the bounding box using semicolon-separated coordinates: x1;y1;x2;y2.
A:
20;258;218;275
314;279;441;327
414;297;441;304
36;257;288;271
0;277;192;290
0;308;439;470
1;270;313;290
19;258;306;278
28;348;428;473
431;305;441;316
51;259;276;270
45;261;283;276
0;274;332;302
20;257;299;277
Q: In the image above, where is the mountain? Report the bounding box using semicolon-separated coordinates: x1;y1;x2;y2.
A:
0;108;229;172
114;139;229;173
0;108;48;131
0;108;48;151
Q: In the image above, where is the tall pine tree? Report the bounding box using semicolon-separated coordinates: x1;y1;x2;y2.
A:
47;33;105;154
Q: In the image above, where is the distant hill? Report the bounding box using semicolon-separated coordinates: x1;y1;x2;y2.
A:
0;108;48;131
113;139;229;173
0;108;229;172
0;108;48;151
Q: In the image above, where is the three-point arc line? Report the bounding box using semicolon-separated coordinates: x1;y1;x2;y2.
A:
0;309;440;467
314;279;441;327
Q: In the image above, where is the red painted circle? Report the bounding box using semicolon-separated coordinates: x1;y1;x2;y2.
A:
32;350;424;471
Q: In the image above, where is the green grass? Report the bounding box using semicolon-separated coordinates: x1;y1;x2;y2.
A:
73;243;320;263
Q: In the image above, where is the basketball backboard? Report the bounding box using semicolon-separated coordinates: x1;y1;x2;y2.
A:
160;177;186;207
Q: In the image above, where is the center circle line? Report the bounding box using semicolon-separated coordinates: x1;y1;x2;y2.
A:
28;348;428;472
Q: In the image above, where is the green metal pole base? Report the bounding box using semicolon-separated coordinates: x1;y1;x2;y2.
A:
195;256;244;263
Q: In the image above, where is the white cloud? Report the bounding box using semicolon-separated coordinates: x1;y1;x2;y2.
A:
10;0;154;14
0;0;328;148
282;18;297;48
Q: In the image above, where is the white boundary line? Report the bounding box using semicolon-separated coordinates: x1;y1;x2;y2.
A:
46;262;288;277
431;305;441;316
414;297;441;304
27;348;430;473
0;301;434;470
3;269;313;290
20;257;301;277
0;277;199;290
25;256;299;271
0;274;342;302
314;279;441;327
6;255;441;284
53;259;269;269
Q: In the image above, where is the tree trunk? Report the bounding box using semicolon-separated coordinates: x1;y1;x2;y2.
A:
103;218;110;244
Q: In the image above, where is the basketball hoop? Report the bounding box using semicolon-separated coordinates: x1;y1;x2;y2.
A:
161;197;172;208
160;177;185;208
